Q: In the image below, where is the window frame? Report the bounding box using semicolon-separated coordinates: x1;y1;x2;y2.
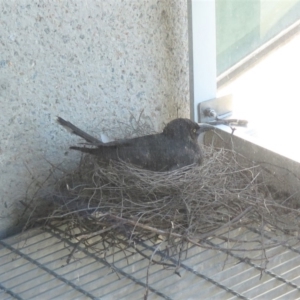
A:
188;0;300;172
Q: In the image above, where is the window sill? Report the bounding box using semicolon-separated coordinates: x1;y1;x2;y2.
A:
204;126;300;199
214;124;300;164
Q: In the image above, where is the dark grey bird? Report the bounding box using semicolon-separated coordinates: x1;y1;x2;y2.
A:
57;117;214;171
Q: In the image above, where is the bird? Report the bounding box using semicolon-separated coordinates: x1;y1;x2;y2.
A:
57;117;214;171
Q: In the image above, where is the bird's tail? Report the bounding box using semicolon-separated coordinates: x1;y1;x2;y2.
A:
57;117;103;145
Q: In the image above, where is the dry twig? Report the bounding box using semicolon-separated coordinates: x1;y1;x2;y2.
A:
23;145;300;280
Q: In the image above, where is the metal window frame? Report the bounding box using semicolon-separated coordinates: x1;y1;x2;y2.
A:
188;0;217;122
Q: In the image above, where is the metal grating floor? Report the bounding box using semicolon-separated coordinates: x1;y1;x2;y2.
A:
0;225;300;300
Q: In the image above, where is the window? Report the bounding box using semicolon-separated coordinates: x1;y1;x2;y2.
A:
189;0;300;162
216;0;300;75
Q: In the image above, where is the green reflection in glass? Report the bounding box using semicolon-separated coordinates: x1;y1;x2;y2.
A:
216;0;300;75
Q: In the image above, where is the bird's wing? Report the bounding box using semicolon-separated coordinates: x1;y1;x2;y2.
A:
97;138;133;147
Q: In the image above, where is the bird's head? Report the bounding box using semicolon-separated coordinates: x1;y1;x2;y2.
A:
163;118;214;140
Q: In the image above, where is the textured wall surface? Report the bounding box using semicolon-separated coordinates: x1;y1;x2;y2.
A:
0;0;190;238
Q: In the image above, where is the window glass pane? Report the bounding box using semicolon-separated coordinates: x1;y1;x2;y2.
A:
216;0;300;75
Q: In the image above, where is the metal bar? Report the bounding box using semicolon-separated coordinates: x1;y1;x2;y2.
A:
9;235;106;299
247;226;300;255
2;240;79;294
45;227;172;300
18;230;144;299
137;240;248;299
0;282;23;300
0;240;97;300
204;239;300;292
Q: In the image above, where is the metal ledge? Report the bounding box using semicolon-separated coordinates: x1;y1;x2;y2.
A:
204;126;300;200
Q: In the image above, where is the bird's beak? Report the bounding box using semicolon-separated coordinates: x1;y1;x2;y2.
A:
197;123;215;134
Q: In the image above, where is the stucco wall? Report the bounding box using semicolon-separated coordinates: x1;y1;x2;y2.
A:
0;0;190;238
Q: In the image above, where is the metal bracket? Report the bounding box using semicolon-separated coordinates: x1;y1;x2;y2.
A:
198;94;233;123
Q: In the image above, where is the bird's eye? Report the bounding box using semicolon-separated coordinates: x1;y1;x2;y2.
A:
193;128;197;133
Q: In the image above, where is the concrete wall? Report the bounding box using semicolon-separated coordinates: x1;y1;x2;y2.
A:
0;0;190;238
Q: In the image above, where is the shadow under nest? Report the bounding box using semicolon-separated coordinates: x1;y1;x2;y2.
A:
28;145;300;270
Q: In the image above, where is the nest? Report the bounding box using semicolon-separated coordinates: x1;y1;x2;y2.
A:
24;144;300;273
